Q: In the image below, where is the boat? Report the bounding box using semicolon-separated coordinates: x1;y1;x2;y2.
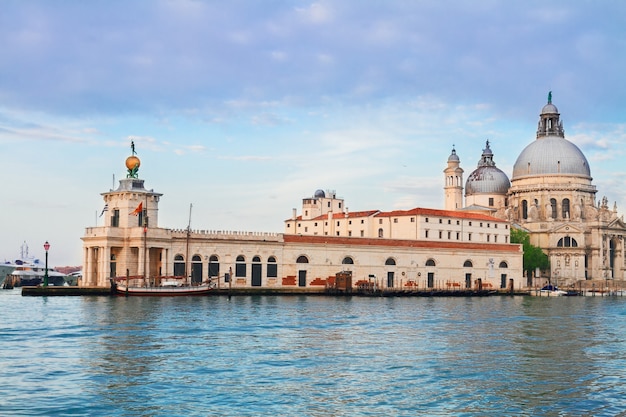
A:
111;276;215;296
532;284;569;297
2;242;68;288
4;266;68;288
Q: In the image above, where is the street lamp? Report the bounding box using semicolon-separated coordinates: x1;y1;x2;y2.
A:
43;241;50;287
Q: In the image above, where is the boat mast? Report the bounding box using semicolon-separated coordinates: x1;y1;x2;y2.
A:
185;203;192;285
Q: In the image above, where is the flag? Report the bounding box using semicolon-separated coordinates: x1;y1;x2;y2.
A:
130;201;143;216
99;203;109;217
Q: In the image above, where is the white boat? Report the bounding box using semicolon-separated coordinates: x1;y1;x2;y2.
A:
2;242;68;288
532;284;569;297
5;266;68;288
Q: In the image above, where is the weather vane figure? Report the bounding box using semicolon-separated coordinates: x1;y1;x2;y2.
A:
126;140;141;178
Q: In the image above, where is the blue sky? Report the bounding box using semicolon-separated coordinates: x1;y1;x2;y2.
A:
1;1;626;266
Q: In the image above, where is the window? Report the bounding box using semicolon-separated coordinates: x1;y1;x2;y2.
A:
411;217;415;223
489;197;494;207
425;259;436;267
562;198;570;219
337;221;340;226
448;219;451;224
209;255;219;277
236;255;246;277
463;260;473;268
394;218;398;223
111;209;120;227
425;230;429;238
456;232;460;240
494;235;498;243
349;220;352;225
557;237;578;247
522;200;528;219
267;256;278;277
314;222;318;226
304;227;308;232
342;257;354;264
385;258;396;266
348;231;352;236
360;230;364;237
457;220;460;225
447;231;451;239
174;254;185;276
468;233;472;241
480;222;483;227
439;219;443;224
487;235;490;242
469;221;472;226
438;231;442;239
425;218;429;223
296;255;309;263
378;228;384;238
361;219;364;224
499;261;508;268
379;219;383;224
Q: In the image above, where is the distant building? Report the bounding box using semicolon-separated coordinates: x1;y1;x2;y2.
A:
81;155;522;290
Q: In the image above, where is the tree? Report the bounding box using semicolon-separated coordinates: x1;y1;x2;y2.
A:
510;228;550;286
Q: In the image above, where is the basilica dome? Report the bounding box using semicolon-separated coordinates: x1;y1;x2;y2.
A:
465;141;510;195
512;95;591;180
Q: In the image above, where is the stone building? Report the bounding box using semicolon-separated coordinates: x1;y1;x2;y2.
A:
81;148;523;290
446;93;626;286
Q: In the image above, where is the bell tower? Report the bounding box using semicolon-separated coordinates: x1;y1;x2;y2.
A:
444;146;464;210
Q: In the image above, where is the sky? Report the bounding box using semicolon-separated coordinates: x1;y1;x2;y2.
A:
1;0;626;266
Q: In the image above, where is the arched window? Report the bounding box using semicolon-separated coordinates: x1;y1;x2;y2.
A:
463;260;473;268
378;228;384;238
557;237;578;247
236;255;246;277
296;255;309;263
252;256;261;263
385;258;396;266
209;255;219;278
267;256;278;277
425;259;436;267
499;261;508;268
562;198;570;219
550;198;557;219
522;200;528;219
174;254;185;277
342;256;354;265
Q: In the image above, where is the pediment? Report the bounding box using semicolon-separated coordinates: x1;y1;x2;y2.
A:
606;217;626;231
551;223;585;235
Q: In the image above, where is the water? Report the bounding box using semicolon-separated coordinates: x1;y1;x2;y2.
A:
1;291;625;416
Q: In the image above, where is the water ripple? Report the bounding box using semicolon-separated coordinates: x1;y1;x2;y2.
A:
1;292;626;416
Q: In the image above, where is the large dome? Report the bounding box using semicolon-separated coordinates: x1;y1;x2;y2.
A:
512;136;591;179
512;94;591;180
465;141;510;195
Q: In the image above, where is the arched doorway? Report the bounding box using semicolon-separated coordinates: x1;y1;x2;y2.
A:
296;255;308;287
251;255;262;287
191;255;202;284
174;254;185;277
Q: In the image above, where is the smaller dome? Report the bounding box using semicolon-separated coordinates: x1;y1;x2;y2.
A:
541;103;559;114
314;189;326;198
465;166;511;195
447;147;460;162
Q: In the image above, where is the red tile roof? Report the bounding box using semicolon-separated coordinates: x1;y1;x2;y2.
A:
283;234;521;252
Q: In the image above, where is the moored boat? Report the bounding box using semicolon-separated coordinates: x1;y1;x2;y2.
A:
111;276;215;296
531;284;569;297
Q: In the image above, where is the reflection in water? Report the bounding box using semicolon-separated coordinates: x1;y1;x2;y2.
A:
1;291;625;416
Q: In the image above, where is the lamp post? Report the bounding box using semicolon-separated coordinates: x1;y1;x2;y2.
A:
43;241;50;287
